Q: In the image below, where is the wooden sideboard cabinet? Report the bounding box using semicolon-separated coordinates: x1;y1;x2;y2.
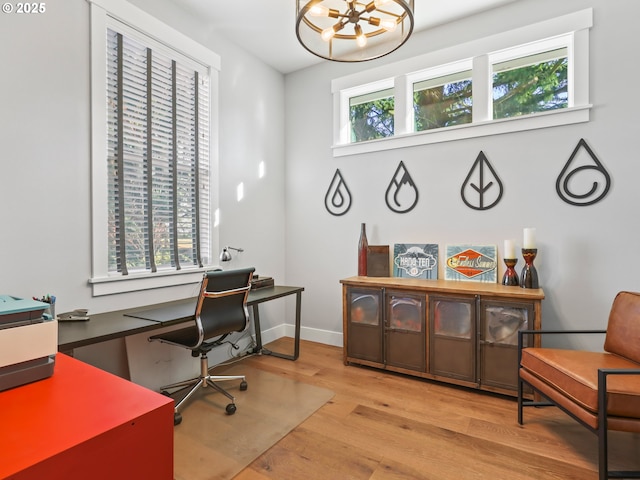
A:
341;276;544;397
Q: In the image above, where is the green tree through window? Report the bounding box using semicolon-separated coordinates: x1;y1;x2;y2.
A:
346;49;569;144
493;50;568;119
350;89;394;142
414;76;472;131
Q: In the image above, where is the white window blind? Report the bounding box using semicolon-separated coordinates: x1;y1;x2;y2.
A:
106;28;211;275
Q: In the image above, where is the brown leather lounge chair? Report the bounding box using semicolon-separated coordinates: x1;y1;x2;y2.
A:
518;291;640;480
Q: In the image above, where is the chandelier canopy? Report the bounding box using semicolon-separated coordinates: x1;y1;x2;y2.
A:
296;0;414;62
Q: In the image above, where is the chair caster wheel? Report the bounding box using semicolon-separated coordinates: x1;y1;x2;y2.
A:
174;412;182;426
226;403;237;415
240;380;248;391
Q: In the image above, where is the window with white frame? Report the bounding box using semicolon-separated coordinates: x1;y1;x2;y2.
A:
89;0;220;295
332;9;592;157
489;32;571;121
492;48;568;118
413;69;473;132
349;87;395;142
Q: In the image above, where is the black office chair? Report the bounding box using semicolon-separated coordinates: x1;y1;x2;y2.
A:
149;267;255;425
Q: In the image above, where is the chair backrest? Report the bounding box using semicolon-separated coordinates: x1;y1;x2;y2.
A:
194;267;255;346
604;291;640;363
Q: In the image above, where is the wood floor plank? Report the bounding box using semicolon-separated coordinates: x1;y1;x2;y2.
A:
215;338;640;478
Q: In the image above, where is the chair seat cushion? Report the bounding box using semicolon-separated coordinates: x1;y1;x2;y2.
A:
150;325;199;349
521;348;640;418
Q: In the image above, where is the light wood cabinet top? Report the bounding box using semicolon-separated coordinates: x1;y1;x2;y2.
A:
340;276;545;301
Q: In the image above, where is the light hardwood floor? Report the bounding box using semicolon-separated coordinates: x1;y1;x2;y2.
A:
223;338;639;479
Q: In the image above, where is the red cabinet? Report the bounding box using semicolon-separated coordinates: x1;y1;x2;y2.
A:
0;354;174;479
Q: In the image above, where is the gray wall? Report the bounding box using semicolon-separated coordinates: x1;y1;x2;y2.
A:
0;0;636;378
0;0;287;374
0;0;285;312
284;0;640;351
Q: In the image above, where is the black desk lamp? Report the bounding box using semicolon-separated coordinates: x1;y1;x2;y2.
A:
220;246;243;262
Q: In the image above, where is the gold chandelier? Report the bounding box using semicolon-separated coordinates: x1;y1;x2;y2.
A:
296;0;414;62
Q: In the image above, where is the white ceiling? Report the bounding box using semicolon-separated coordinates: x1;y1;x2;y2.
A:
165;0;517;74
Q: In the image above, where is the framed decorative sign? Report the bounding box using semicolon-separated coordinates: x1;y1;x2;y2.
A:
445;245;497;283
393;243;438;279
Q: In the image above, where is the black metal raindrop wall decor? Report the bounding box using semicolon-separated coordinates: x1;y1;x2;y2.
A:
461;151;503;210
324;169;352;216
556;138;611;207
385;161;419;213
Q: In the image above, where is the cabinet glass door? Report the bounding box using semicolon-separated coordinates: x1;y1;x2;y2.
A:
385;291;425;372
429;295;476;383
347;288;383;363
479;299;532;391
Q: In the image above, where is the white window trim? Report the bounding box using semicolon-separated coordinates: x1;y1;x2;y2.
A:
88;0;221;296
332;8;592;158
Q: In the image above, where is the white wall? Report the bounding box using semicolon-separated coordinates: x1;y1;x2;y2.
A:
0;0;287;375
1;0;637;380
284;0;640;351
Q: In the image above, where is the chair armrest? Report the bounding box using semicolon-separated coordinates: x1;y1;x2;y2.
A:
517;329;608;365
599;368;640;378
517;329;607;351
520;328;607;336
598;368;640;427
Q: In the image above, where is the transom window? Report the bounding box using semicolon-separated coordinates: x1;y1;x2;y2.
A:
413;70;473;131
332;9;592;157
345;40;571;143
349;88;394;142
492;47;568;119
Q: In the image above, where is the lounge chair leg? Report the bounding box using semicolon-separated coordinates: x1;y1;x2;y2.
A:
517;376;524;425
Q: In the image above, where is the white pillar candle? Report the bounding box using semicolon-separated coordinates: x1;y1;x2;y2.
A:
523;228;536;249
504;240;516;259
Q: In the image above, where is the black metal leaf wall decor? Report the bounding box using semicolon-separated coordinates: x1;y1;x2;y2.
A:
461;151;503;210
556;138;611;206
325;169;352;216
385;161;419;213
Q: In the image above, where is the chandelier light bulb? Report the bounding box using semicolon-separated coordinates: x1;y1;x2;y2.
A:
364;1;377;13
379;18;397;31
322;21;345;41
354;24;367;47
309;4;329;16
374;0;393;7
321;26;336;41
310;5;339;18
369;16;397;31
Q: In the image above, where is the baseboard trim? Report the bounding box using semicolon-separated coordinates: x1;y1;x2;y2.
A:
257;324;343;348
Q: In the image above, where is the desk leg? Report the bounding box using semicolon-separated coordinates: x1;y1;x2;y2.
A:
252;304;264;353
253;291;301;361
